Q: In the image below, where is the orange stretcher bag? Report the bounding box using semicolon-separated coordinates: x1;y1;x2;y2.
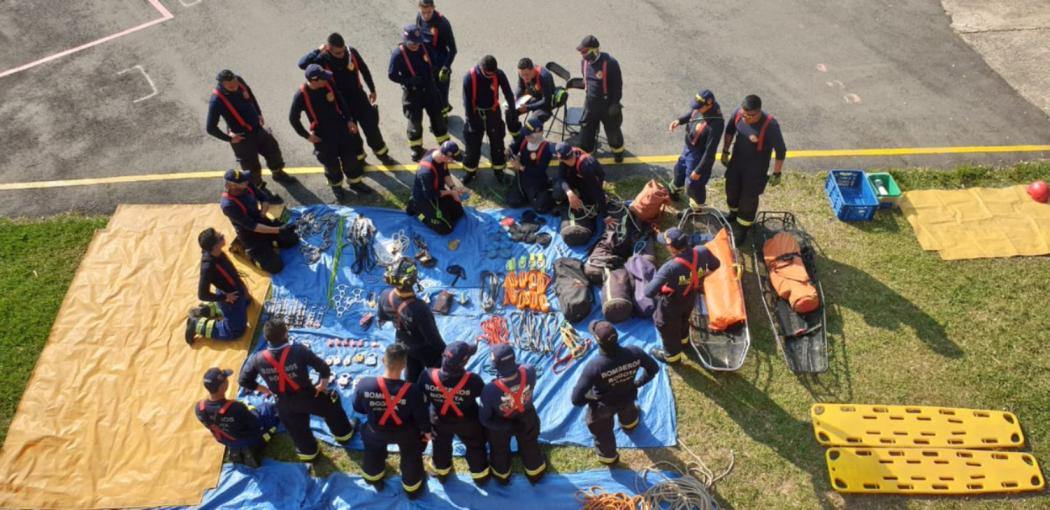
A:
702;228;747;331
763;232;820;314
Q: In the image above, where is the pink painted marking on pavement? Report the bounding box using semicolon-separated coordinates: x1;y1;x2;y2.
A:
0;0;173;79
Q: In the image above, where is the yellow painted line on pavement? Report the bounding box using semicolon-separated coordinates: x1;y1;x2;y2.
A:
1;144;1048;192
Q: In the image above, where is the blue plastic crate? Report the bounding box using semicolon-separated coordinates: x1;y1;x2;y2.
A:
825;170;879;221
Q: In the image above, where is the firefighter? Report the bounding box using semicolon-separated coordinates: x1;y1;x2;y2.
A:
417;341;490;484
416;0;457;116
553;142;607;246
298;32;390;161
574;35;625;162
506;115;555;213
480;344;547;484
407;141;467;235
219;169;298;274
388;24;449;162
515;58;556;122
353;343;431;499
570;321;658;464
185;228;250;345
377;258;447;383
205;69;289;202
194;367;279;465
644;228;720;364
668;89;724;213
721;94;787;244
460;55;516;186
238;320;359;465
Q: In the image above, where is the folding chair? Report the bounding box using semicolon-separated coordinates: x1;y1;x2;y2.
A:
544;61;586;142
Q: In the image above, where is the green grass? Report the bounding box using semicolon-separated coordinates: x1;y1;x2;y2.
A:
4;162;1050;509
0;215;108;444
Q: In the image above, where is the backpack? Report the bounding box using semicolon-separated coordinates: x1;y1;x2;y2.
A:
624;254;656;316
628;179;671;223
553;258;593;323
601;268;634;323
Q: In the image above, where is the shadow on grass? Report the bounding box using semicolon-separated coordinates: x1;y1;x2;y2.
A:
815;254;961;359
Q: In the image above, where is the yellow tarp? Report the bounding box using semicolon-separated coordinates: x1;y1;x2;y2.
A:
899;185;1050;260
0;205;270;509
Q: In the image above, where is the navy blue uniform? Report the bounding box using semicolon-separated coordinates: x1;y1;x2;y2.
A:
576;53;624;155
417;368;489;479
388;44;449;154
461;65;516;174
195;398;279;449
298;47;387;157
724;109;787;226
644;246;721;360
674;105;725;209
516;66;556;120
416;10;457;113
240;343;356;460
289;79;364;189
220;186;298;274
377;288;447;382
555;149;607;244
194;251;249;340
479;366;546;482
206;76;285;190
570;345;658;462
353;377;430;493
507;138;554;212
408;151;464;234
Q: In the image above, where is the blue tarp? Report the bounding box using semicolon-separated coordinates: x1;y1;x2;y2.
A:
242;206;676;451
168;460;658;509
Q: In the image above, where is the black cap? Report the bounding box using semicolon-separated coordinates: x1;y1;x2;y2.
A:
657;227;689;250
691;89;715;109
304;64;327;80
224;168;252;184
491;344;518;377
589;320;619;347
441;341;477;374
216;69;235;82
577;35;600;51
203;368;232;393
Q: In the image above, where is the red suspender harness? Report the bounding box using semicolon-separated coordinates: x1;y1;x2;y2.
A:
493;366;528;417
430;369;471;417
377;378;412;426
673;248;701;297
733;111;775;152
199;400;238;442
211;83;254;133
300;83;341;131
261;347;301;394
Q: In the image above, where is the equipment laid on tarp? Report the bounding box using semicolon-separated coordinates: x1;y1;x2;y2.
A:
601;267;634;323
678;208;750;371
0;205;271;510
751;211;828;374
900;185;1050;260
826;447;1044;495
811;404;1025;449
168;460;662;509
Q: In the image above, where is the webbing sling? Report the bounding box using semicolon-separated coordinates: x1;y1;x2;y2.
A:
733;111;775;152
430;369;471;417
492;366;528;417
377;377;412;426
199;400;237;442
261;347;301;394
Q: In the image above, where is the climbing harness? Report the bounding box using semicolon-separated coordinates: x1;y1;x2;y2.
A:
551;322;593;374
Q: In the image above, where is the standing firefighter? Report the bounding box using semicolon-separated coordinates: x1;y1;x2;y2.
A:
298;32;390;161
460;55;517;186
480;344;547;484
353;343;432;499
668;89;724;213
644;228;720;364
417;341;490;485
239;320;359;465
416;0;457;116
389;24;449;162
378;258;447;383
571;321;658;464
206;69;290;201
289;64;373;201
575;35;625;162
721;94;787;243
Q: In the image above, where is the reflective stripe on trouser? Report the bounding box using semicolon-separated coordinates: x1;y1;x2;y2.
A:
276;390;355;463
348;89;387;154
429;459;452;476
197;293;249;340
576;97;623;153
586;401;639;461
462;112;506;170
654;298;691;357
486;410;544;479
724;164;769;224
231;127;286;175
362;422;425;491
431;418;490;478
402;86;447;148
313;131;363;186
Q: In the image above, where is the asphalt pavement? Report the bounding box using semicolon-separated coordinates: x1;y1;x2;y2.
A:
1;0;1048;217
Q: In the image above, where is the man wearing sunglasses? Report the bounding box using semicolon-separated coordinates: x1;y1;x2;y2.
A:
721;94;787;244
575;35;625;163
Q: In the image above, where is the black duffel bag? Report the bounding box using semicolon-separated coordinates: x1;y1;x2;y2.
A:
601;268;634;323
553;257;593;323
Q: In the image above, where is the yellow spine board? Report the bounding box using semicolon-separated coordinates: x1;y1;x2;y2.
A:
827;447;1045;495
811;404;1024;449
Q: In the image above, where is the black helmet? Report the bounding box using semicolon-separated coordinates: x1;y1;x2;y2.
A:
385;257;419;289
